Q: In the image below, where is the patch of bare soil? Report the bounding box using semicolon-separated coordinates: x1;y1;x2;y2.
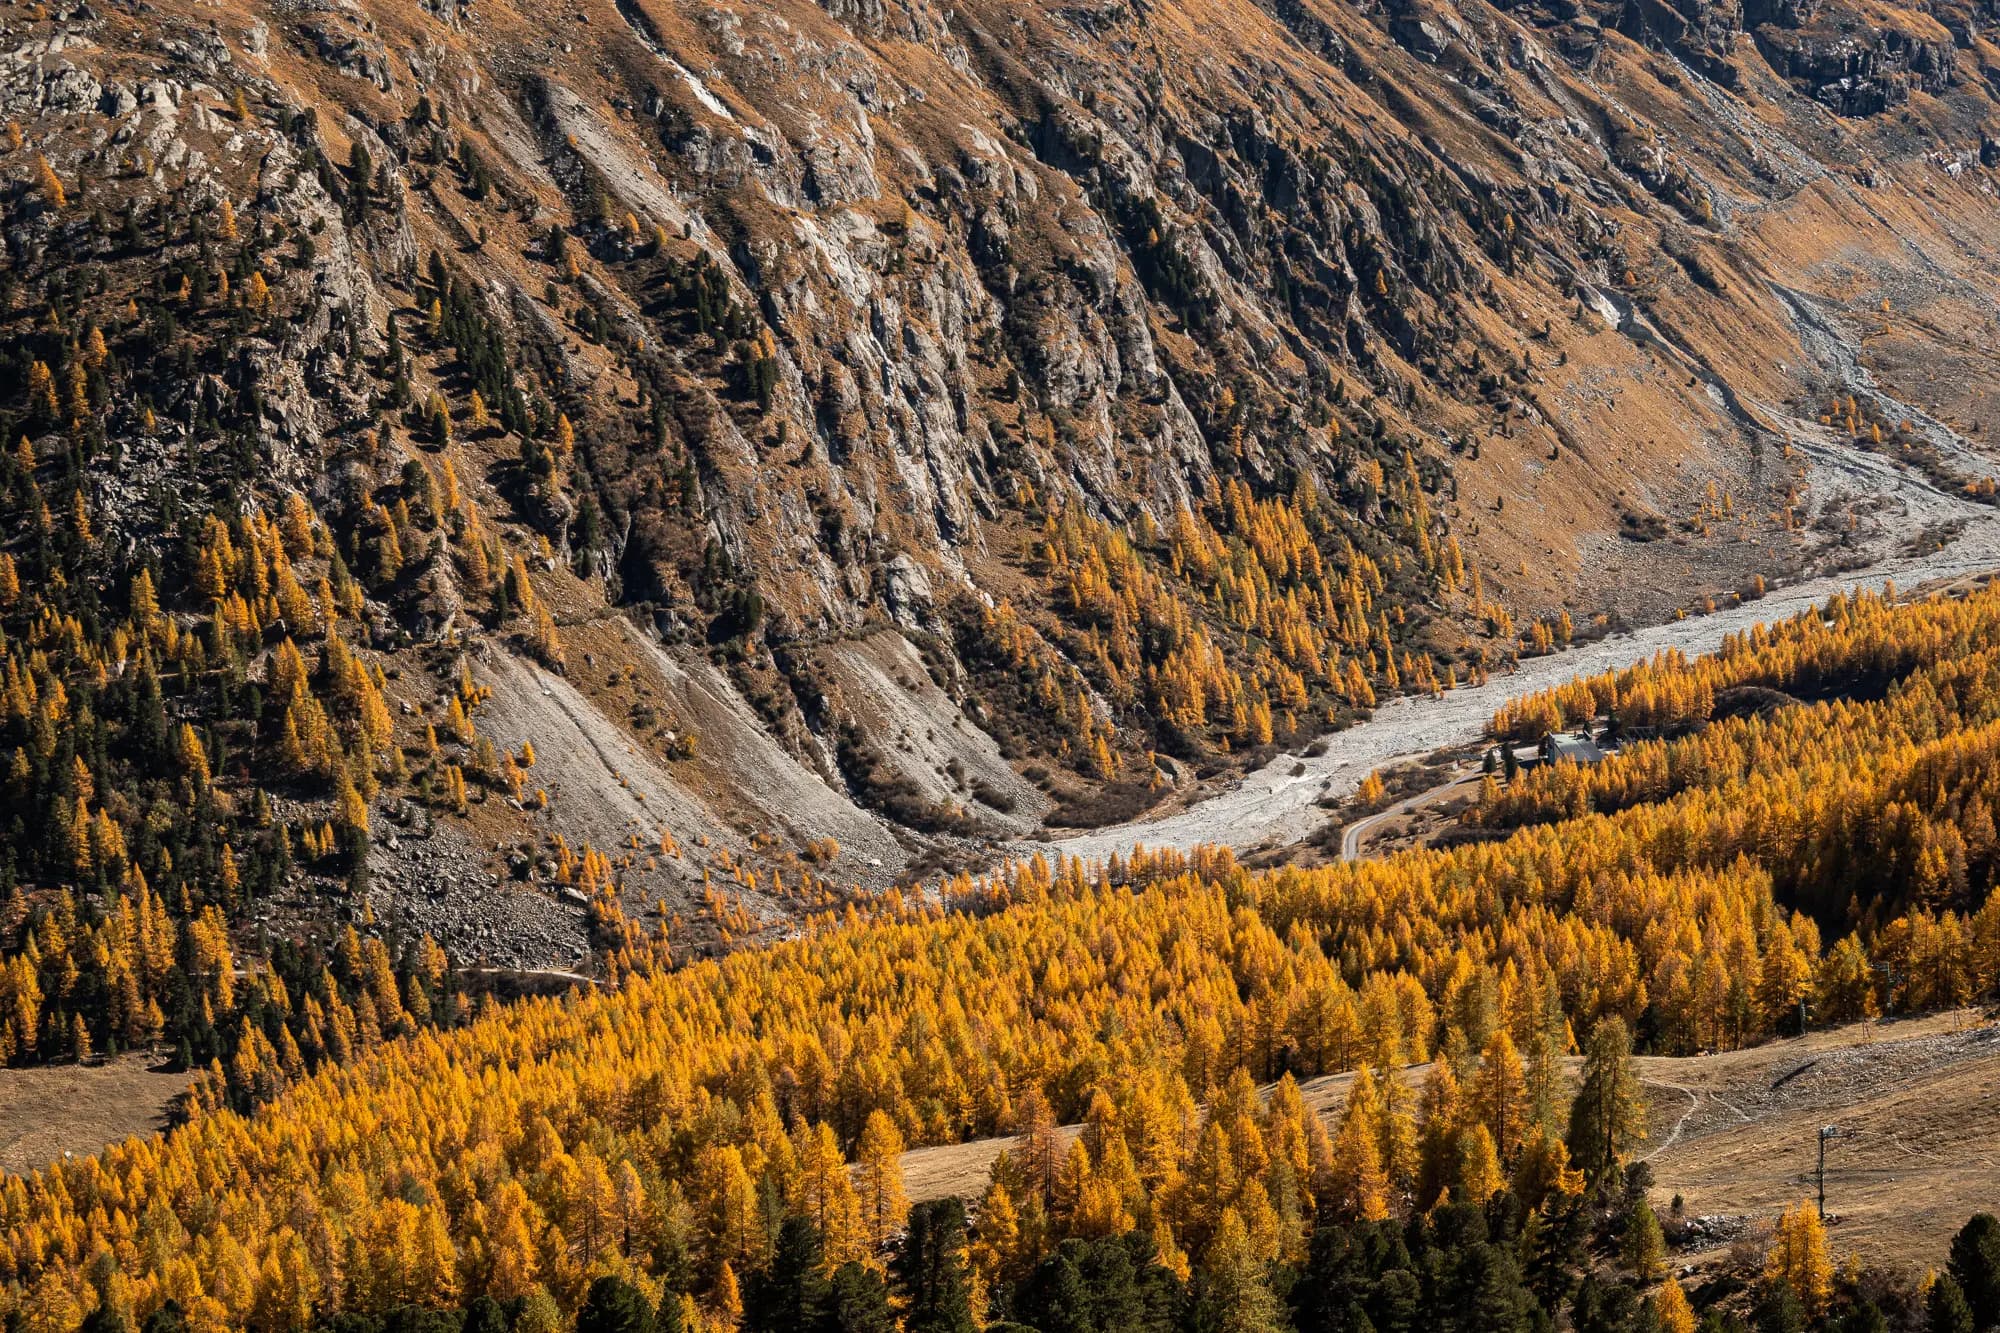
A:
897;1011;2000;1271
1638;1009;2000;1270
0;1053;189;1178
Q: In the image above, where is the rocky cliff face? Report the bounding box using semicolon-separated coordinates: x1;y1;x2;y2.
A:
6;0;2000;963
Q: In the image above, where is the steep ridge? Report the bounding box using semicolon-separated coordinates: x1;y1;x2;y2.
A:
5;0;2000;974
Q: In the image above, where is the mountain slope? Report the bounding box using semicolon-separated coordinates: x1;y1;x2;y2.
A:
5;0;2000;979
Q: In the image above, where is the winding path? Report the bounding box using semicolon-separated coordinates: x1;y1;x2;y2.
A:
1339;769;1480;861
1641;1081;1703;1163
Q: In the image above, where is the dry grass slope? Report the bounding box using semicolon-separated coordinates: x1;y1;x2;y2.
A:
899;1010;2000;1271
0;1054;191;1179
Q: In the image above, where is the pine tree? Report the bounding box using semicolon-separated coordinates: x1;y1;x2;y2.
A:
1948;1213;2000;1330
744;1215;829;1333
463;1297;508;1333
1623;1198;1666;1281
1928;1274;1975;1333
895;1199;977;1333
825;1262;896;1333
577;1276;655;1333
1565;1017;1645;1181
1752;1280;1816;1328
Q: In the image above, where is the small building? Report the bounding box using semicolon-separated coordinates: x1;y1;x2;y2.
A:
1539;731;1607;766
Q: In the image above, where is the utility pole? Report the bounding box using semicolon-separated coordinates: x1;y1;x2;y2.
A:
1870;962;1901;1017
1817;1125;1842;1220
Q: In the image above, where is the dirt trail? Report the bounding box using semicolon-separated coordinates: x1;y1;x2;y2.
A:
1632;1011;2000;1267
1642;1083;1702;1163
1340;769;1478;861
896;1011;2000;1268
462;965;602;988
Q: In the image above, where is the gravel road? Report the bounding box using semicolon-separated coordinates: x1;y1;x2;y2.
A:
1039;516;2000;863
1339;770;1480;861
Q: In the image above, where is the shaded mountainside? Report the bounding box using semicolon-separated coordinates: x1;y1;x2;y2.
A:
6;0;2000;987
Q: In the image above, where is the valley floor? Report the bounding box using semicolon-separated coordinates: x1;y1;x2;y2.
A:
1042;521;2000;865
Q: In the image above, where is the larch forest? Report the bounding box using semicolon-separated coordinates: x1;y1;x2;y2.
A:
5;0;2000;1325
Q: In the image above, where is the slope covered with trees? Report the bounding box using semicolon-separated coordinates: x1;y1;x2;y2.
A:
0;584;1998;1328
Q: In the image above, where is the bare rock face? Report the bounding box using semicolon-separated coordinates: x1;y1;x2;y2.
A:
1532;0;1969;112
7;0;2000;949
1731;0;1960;113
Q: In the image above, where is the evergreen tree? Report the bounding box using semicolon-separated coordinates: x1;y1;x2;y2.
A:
1291;1226;1373;1333
1017;1248;1093;1333
1623;1198;1668;1281
1834;1303;1889;1333
460;1297;508;1333
744;1215;831;1333
1122;1231;1188;1333
895;1199;977;1333
383;1308;458;1333
1566;1017;1646;1182
1572;1274;1643;1333
79;1307;134;1333
1754;1282;1807;1333
1371;1267;1422;1333
1524;1199;1590;1313
1948;1213;2000;1330
1930;1275;1975;1333
1009;1233;1178;1333
1449;1242;1537;1333
576;1276;655;1333
825;1261;895;1333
